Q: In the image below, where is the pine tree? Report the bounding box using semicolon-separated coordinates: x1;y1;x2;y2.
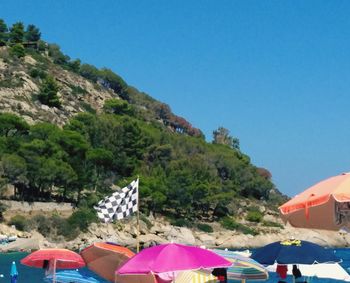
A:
25;24;41;42
9;22;24;44
38;76;61;108
0;19;8;46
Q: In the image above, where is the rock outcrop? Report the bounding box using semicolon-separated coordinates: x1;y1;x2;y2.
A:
44;217;350;251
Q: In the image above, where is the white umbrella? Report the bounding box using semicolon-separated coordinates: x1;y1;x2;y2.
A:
267;263;350;281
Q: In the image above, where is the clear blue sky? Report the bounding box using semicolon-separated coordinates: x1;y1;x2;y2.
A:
2;0;350;197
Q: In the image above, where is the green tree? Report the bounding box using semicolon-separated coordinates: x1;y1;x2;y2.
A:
103;99;133;115
9;43;25;58
29;123;60;140
37;40;47;51
99;68;128;99
86;148;113;191
67;59;81;73
53;130;90;203
38;158;77;199
37;76;61;108
0;113;29;137
24;24;41;42
0;154;28;197
0;19;8;46
9;22;24;44
48;44;69;65
79;64;99;82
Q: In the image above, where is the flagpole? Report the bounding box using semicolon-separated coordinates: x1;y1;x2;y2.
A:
136;177;140;253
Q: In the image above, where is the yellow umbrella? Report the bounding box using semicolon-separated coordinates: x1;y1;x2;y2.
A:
176;270;217;283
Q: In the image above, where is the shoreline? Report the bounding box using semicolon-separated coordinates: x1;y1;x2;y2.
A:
0;218;349;253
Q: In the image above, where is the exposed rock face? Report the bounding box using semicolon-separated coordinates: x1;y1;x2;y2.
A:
0;51;119;126
60;217;350;251
0;214;349;252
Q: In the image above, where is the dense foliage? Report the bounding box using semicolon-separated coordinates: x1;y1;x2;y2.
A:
0;109;280;221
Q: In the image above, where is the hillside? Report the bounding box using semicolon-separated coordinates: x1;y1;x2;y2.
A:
0;20;288;243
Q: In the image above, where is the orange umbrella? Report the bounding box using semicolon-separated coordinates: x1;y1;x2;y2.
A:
279;172;350;230
80;242;156;283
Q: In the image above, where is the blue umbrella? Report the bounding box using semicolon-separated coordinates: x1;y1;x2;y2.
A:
44;269;109;283
251;239;340;265
10;262;18;283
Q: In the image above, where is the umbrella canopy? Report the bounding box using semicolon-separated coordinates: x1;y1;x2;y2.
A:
175;270;217;283
81;242;156;283
10;261;18;283
266;262;350;281
279;172;350;230
44;269;109;283
21;249;85;269
117;243;231;275
251;239;340;265
212;249;268;281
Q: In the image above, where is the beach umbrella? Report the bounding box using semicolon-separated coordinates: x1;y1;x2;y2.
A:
266;262;350;281
251;239;340;265
279;172;350;230
116;243;231;281
212;249;269;281
175;270;217;283
44;269;109;283
81;242;156;283
21;248;85;283
10;262;18;283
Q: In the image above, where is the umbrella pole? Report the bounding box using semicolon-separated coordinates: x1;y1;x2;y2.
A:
53;259;57;283
136;177;140;253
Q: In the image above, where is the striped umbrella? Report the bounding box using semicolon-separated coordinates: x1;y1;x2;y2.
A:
176;270;217;283
212;249;269;282
44;269;109;283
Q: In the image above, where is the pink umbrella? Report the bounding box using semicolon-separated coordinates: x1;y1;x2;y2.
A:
116;243;231;280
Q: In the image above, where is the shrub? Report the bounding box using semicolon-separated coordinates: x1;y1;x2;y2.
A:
103;99;133;116
197;223;213;233
246;207;263;223
220;216;239;230
9;44;25;58
170;218;193;228
9;215;27;231
68;208;97;232
262;220;284;229
70;85;87;96
239;225;258;235
51;215;80;241
80;102;96;114
31;215;52;236
29;68;47;79
29;214;81;241
48;44;69;65
220;216;258;235
0;78;23;88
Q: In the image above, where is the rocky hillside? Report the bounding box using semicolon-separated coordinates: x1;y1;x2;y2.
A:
0;20;292;247
0;47;117;126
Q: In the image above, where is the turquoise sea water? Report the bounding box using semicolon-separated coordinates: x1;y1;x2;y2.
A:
1;249;350;282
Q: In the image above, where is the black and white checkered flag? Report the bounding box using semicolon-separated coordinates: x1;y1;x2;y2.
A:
94;179;139;223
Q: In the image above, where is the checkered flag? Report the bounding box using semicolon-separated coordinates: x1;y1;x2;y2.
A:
94;179;139;223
